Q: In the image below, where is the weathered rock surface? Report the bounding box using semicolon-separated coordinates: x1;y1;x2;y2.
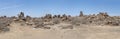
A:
0;11;120;32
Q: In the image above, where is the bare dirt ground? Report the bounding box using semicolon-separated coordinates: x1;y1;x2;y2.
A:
0;23;120;39
1;12;120;39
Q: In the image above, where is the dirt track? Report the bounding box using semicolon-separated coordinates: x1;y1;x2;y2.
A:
0;23;120;39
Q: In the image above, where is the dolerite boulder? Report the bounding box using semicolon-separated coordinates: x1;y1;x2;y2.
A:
79;11;84;17
18;12;25;20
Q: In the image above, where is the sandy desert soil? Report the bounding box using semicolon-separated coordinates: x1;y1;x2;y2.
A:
1;12;120;39
0;23;120;39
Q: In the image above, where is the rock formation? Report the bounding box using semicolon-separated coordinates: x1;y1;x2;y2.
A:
79;11;84;17
0;11;120;32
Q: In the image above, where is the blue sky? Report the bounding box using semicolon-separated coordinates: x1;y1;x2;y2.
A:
0;0;120;17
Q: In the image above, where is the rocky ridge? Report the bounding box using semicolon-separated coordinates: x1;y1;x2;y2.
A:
0;11;120;32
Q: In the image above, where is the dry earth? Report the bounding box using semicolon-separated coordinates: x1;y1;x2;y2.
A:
0;23;120;39
0;12;120;39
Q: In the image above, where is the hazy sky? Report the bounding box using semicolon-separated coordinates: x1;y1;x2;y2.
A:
0;0;120;17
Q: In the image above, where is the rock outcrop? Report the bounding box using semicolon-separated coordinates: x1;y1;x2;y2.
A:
0;11;120;32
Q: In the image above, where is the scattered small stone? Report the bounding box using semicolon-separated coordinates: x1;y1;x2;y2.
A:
1;11;120;33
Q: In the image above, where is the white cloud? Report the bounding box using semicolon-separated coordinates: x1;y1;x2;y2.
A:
0;5;22;15
0;5;21;11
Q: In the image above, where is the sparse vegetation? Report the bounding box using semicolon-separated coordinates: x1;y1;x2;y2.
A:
0;11;120;32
